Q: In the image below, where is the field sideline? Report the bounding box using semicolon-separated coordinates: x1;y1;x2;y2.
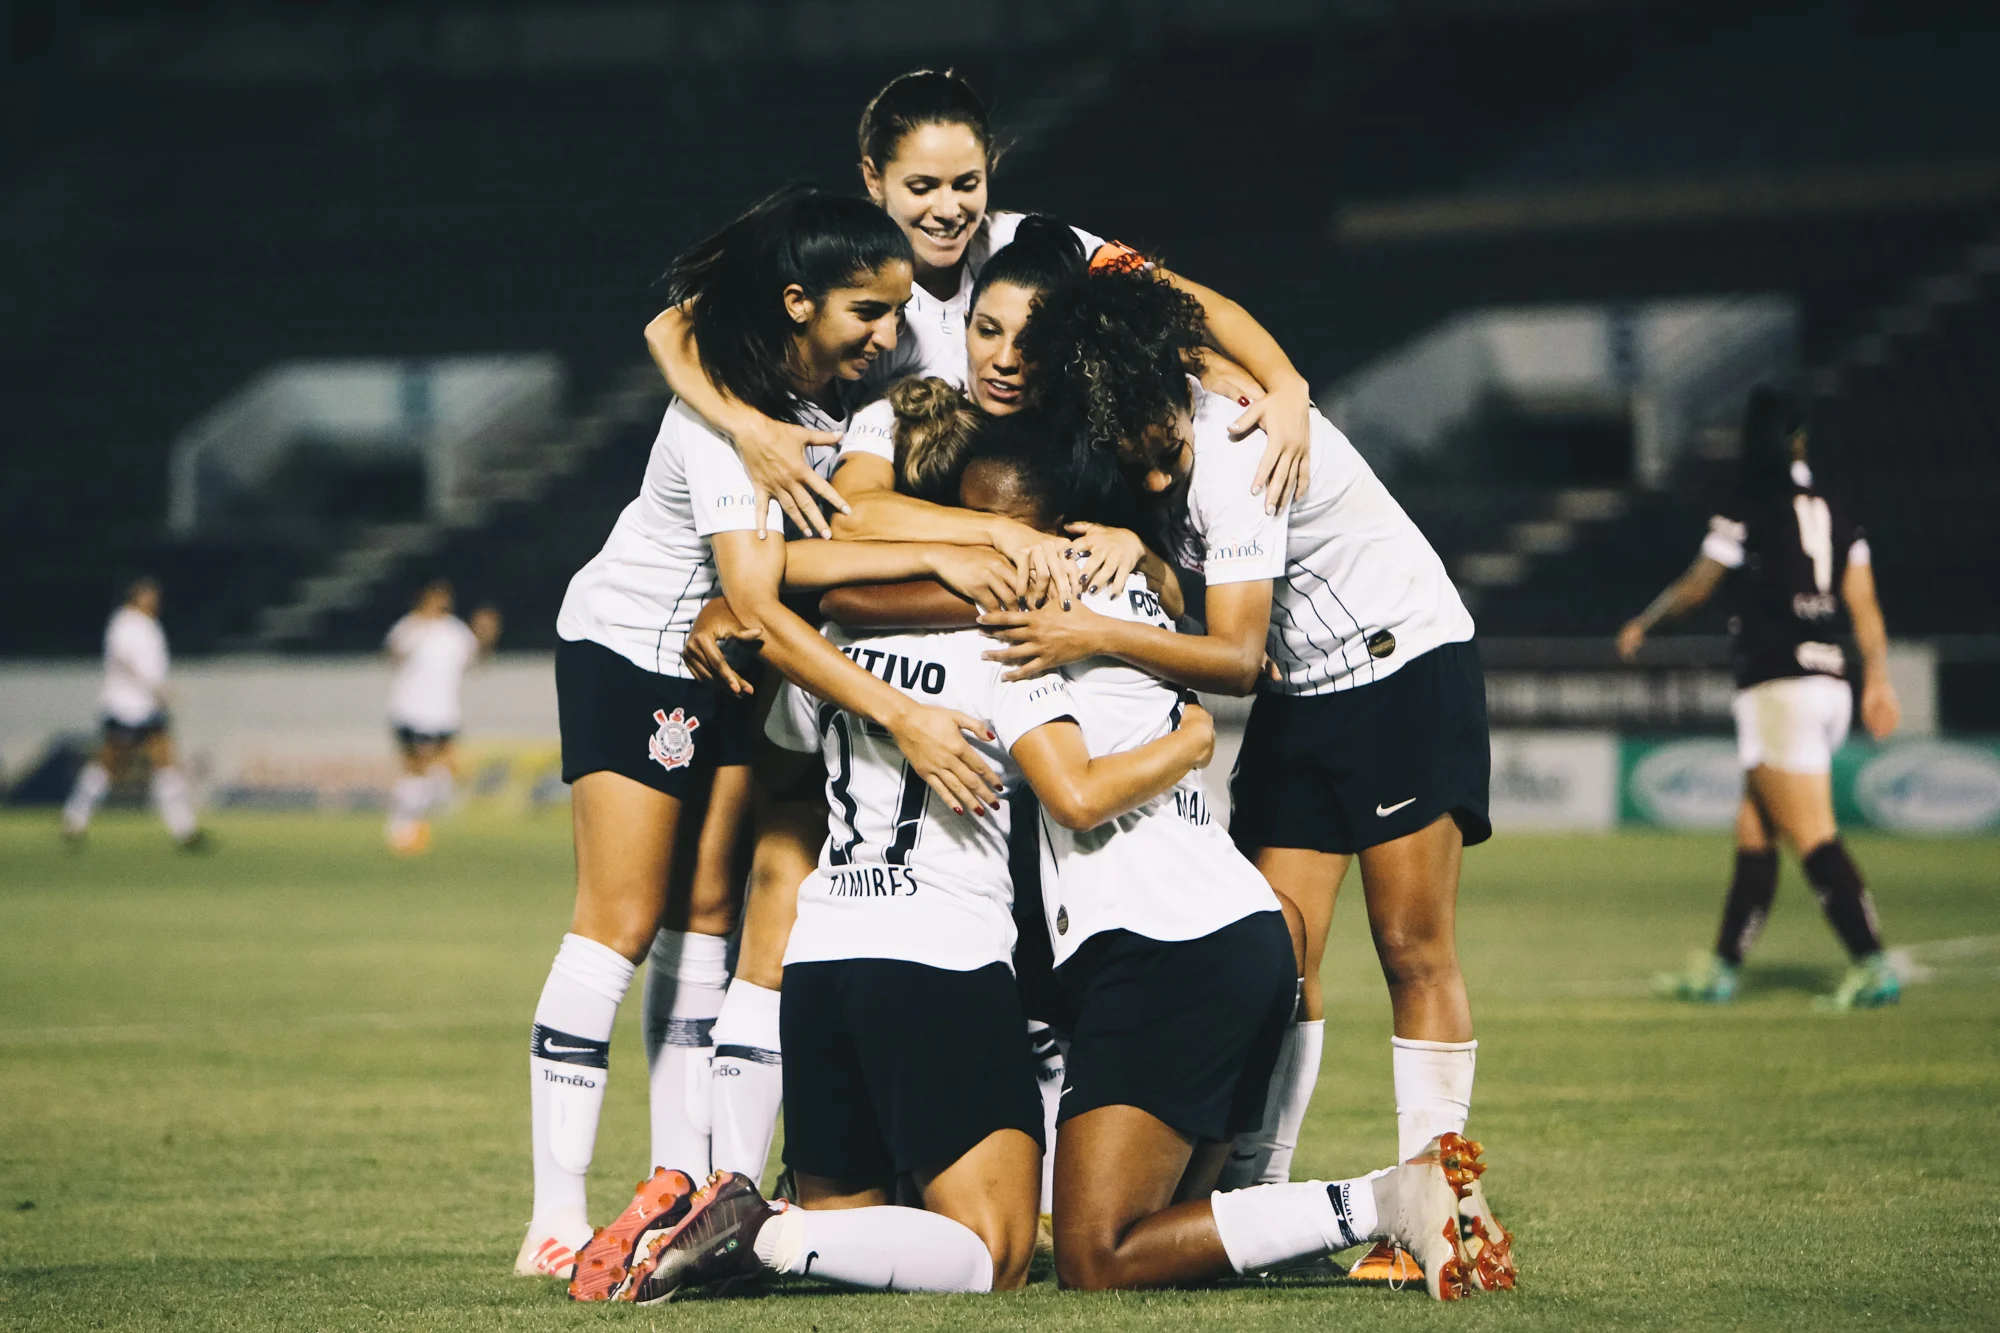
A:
2;811;1997;1331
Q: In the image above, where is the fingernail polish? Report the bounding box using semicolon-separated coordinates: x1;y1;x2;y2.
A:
1238;396;1250;406
953;806;964;815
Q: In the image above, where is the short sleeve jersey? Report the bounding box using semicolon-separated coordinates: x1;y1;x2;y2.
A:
1033;577;1281;968
896;211;1107;383
101;607;169;725
384;613;480;733
556;396;846;677
1702;464;1868;687
767;624;1076;972
1184;383;1475;694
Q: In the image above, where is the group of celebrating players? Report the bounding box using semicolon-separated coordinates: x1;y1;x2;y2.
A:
519;69;1510;1305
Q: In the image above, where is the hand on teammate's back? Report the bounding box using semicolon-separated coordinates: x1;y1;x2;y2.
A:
885;703;1001;816
926;545;1023;613
1066;522;1144;598
733;417;848;540
683;596;762;696
1176;701;1216;769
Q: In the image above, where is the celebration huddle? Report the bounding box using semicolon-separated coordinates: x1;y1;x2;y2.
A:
520;69;1512;1305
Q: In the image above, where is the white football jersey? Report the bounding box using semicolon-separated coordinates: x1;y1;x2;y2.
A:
768;624;1077;972
1034;577;1281;967
1186;382;1475;694
100;607;168;725
384;613;480;733
556;396;847;677
897;211;1107;382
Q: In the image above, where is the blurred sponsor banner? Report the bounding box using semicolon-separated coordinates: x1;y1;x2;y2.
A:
1489;731;1619;830
1621;736;2000;833
208;732;563;812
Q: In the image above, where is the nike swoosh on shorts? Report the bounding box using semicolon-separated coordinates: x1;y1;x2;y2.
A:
1376;797;1417;817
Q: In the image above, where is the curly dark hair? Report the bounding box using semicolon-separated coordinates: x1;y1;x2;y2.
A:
1017;264;1208;560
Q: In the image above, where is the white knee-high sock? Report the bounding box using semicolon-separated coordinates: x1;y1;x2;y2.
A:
1029;1021;1065;1215
708;978;783;1183
425;760;455;810
530;933;636;1247
754;1205;994;1293
1219;1015;1326;1190
1210;1176;1384;1275
387;775;430;833
151;767;197;841
1392;1037;1477;1161
63;762;110;833
643;929;729;1177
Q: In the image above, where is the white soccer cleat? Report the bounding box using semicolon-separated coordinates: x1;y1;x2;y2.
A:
514;1227;581;1279
1379;1152;1474;1300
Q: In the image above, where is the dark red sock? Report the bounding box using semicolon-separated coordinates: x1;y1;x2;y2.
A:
1714;849;1779;966
1802;839;1885;961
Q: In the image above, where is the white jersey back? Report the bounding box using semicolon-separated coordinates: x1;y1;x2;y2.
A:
1186;383;1474;694
768;625;1076;972
384;613;479;733
1035;578;1280;967
101;607;168;725
556;397;843;677
898;211;1107;382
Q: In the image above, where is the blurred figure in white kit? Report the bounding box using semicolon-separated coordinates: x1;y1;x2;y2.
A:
383;579;502;854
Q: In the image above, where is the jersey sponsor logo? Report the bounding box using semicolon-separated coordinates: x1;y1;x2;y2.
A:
1127;587;1168;623
1794;642;1845;675
822;864;920;897
838;644;946;694
1791;592;1838;620
713;492;756;508
1206;539;1266;563
648;707;700;771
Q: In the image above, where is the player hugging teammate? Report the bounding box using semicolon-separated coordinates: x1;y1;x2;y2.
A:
517;69;1512;1305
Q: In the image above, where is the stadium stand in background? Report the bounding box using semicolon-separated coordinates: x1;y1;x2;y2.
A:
1;0;1994;723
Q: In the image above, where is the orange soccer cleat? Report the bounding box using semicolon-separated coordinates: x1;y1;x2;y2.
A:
565;1167;697;1302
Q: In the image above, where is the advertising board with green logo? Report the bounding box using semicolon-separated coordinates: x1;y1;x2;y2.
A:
1620;735;2000;833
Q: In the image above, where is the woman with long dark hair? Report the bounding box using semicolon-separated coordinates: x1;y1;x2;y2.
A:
983;262;1509;1289
521;186;1027;1294
1621;386;1901;1010
644;68;1313;542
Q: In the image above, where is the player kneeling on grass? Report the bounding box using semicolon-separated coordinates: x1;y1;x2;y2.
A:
1620;387;1900;1012
600;421;1511;1302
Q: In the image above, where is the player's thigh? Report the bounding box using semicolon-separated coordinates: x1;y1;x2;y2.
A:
142;729;176;770
669;763;753;936
1748;765;1838;852
1356;813;1465;963
1050;1104;1193;1274
569;769;683;961
919;1128;1043;1289
1735;794;1774;852
1249;847;1348;972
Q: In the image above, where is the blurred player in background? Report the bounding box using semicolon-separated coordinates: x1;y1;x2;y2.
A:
1620;387;1901;1011
60;577;206;850
382;579;502;855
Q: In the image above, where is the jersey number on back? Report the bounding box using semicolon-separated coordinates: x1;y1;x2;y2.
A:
1793;495;1834;593
820;707;929;867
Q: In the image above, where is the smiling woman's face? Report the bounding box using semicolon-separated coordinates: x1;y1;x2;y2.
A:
787;260;914;385
864;122;989;279
965;281;1035;416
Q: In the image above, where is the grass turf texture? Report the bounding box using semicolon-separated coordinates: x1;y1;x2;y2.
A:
2;812;1997;1331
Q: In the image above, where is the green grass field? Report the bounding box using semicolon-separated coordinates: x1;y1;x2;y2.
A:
3;811;1997;1331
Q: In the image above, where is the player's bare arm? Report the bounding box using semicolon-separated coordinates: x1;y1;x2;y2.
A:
711;529;1001;815
1009;705;1214;831
645;303;848;539
1843;559;1901;740
1616;553;1728;660
980;578;1271;693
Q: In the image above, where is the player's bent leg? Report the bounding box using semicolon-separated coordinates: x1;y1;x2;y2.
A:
1051;1102;1221;1290
524;771;681;1278
918;1128;1043;1290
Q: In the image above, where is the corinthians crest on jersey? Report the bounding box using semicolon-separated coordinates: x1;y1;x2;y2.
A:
649;707;700;772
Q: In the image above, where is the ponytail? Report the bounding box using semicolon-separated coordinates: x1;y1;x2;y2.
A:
889;377;984;505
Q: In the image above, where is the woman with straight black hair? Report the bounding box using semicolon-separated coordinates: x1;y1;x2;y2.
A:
519;186;1026;1295
981;262;1512;1290
1621;386;1901;1010
644;68;1312;544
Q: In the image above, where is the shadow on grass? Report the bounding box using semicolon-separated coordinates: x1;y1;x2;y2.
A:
1737;962;1840;997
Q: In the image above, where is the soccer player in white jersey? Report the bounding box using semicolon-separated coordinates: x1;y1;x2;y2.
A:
643;68;1314;546
987;264;1511;1289
634;422;1508;1302
61;577;205;850
1621;388;1901;1011
521;187;1023;1293
381;579;501;855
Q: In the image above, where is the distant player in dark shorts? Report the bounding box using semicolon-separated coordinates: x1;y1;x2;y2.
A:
1621;386;1902;1011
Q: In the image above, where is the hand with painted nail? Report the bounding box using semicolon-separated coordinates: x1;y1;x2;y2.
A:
1065;522;1146;599
884;699;1002;815
977;600;1116;681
